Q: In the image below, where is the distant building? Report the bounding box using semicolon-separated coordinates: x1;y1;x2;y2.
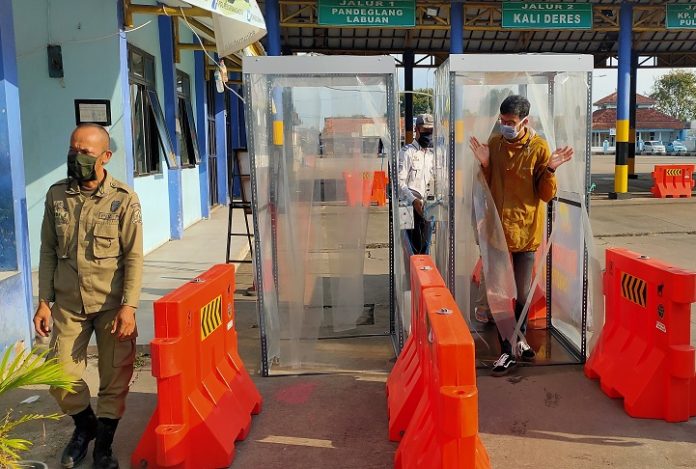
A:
592;92;687;148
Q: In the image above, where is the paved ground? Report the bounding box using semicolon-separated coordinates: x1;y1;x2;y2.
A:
9;156;696;468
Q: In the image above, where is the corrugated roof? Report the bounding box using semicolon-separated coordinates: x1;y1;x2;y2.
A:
592;108;684;130
265;0;696;68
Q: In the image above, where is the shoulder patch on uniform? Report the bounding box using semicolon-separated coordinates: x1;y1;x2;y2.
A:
131;203;142;225
53;201;69;225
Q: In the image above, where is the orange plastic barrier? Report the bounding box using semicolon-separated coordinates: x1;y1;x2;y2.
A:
344;171;388;206
371;170;389;206
387;256;446;441
131;265;262;468
343;171;373;207
651;164;695;198
388;256;490;469
585;248;696;422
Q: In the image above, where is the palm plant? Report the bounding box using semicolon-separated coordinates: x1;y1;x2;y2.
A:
0;343;76;469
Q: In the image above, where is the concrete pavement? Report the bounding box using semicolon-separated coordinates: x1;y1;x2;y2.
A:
12;160;696;468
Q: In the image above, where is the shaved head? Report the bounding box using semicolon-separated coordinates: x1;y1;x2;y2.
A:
71;124;110;151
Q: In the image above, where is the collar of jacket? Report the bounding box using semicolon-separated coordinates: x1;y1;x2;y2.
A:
65;171;114;198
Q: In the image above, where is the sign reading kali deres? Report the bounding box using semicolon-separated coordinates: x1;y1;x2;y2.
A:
502;2;592;30
318;0;416;27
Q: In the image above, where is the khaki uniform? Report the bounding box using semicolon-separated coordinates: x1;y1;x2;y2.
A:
39;172;143;419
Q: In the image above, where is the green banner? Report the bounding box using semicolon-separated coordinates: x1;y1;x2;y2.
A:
318;0;415;27
502;2;592;30
666;5;696;29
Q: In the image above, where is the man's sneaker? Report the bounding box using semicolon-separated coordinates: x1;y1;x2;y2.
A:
517;339;536;362
491;353;517;377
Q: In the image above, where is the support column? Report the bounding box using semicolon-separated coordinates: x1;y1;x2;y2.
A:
610;1;632;199
0;0;33;345
194;51;211;217
628;49;638;179
215;89;229;205
159;16;184;238
265;0;282;56
404;50;414;144
450;1;464;54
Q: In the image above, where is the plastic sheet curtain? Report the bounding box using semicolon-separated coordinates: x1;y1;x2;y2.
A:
244;57;399;375
431;55;598;362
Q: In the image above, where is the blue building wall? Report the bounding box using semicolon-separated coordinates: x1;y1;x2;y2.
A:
1;0;33;350
9;0;216;274
13;0;128;268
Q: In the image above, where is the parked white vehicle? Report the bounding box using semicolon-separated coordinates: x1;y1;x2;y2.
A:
642;140;666;155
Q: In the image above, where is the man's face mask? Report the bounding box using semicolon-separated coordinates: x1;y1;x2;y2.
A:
67;150;101;182
500;117;527;140
418;131;433;149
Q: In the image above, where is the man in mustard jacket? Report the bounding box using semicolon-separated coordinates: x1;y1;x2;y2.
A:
470;95;573;376
33;124;143;468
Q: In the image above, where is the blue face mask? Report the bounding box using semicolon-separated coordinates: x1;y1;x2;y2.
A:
500;124;519;140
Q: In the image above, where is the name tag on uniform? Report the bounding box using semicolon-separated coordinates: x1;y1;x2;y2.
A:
98;212;120;222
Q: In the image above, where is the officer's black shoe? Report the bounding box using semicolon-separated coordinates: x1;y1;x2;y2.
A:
61;405;98;468
92;418;120;469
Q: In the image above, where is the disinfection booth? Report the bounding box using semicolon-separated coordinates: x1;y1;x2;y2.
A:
243;56;400;375
393;54;601;367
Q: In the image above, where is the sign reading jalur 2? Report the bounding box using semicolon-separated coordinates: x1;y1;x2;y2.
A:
318;0;416;27
666;5;696;29
502;2;592;30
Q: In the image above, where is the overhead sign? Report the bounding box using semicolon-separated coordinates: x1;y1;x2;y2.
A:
181;0;267;56
502;2;592;30
666;5;696;29
318;0;416;27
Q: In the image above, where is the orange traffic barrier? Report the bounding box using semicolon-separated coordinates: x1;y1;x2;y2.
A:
343;171;373;207
388;256;490;469
387;255;446;442
651;164;695;198
344;171;388;206
371;170;389;206
585;248;696;422
131;265;262;468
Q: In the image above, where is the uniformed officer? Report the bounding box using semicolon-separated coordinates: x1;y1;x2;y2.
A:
398;114;435;254
33;123;143;469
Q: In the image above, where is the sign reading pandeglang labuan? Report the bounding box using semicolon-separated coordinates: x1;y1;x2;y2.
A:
502;2;592;30
318;0;416;27
666;5;696;29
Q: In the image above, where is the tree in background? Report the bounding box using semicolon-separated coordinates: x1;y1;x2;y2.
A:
650;70;696;122
400;88;434;116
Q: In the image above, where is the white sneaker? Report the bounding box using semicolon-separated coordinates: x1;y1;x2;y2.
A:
492;353;517;377
517;339;536;362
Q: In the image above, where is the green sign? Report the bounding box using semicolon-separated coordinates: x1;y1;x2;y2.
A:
502;2;592;30
318;0;415;27
666;5;696;29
